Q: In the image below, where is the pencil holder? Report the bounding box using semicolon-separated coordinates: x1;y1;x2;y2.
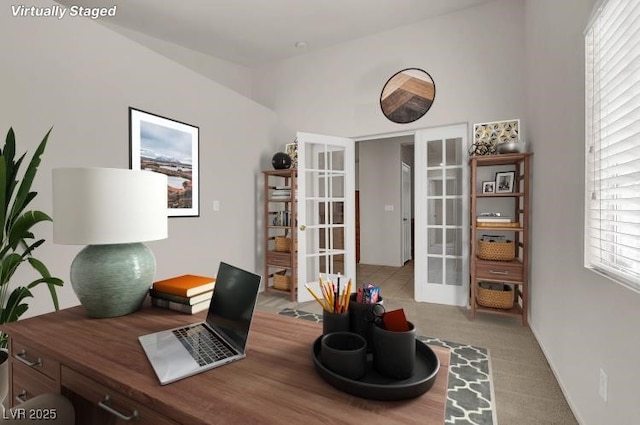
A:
320;332;367;380
348;293;383;352
372;321;416;380
322;310;350;335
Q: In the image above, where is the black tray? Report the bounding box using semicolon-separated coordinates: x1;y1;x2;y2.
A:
312;336;440;401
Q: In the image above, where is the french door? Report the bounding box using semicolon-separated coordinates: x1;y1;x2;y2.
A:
414;124;469;305
296;132;356;303
402;162;412;264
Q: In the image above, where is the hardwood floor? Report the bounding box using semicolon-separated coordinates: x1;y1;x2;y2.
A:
256;261;578;425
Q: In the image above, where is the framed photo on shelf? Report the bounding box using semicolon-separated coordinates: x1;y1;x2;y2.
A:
482;181;495;194
495;171;515;193
285;142;298;169
129;107;200;217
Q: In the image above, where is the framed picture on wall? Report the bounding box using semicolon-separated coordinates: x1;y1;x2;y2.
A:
495;171;515;193
129;107;200;217
482;181;495;194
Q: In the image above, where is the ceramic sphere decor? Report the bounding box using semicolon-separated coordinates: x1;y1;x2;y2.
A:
380;68;436;124
272;152;292;169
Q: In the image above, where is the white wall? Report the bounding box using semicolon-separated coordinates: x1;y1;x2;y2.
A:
525;0;640;424
0;1;276;318
252;0;526;141
358;138;403;266
99;22;255;100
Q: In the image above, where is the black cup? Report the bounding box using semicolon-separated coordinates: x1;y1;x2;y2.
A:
372;321;416;380
348;293;383;351
322;310;350;335
320;332;367;380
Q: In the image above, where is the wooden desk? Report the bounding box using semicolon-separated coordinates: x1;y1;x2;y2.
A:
1;305;449;424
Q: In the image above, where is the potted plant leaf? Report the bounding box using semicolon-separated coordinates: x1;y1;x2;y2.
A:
0;127;63;406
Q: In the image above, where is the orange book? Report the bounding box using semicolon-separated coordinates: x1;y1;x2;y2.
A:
152;275;216;297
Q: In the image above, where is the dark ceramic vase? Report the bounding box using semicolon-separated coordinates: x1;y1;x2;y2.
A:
272;152;292;169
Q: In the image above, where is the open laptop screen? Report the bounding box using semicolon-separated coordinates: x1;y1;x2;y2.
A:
206;262;262;353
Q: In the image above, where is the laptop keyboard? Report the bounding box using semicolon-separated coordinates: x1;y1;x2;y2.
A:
173;325;236;367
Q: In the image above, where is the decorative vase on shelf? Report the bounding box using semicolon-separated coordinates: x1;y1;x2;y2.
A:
272;152;292;170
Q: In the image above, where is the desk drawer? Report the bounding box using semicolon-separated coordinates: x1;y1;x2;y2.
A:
10;340;60;381
61;366;179;425
476;260;523;282
11;361;58;406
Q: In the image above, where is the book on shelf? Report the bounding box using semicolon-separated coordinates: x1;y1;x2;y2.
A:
152;274;216;297
271;189;291;197
477;221;520;228
476;214;513;223
480;234;509;242
149;288;213;305
272;210;292;226
150;297;210;314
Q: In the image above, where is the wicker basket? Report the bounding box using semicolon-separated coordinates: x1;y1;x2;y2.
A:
477;239;515;261
275;236;292;253
273;271;291;290
477;283;514;309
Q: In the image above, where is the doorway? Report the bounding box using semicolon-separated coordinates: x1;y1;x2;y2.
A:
356;124;468;306
356;135;414;267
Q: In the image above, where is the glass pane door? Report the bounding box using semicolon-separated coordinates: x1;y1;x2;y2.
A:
296;132;355;302
415;125;468;305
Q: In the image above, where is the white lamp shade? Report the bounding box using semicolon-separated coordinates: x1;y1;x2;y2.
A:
52;168;168;245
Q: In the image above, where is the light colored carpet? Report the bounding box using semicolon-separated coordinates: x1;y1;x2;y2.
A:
256;262;578;425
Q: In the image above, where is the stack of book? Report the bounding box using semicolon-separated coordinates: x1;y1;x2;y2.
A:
476;213;515;227
271;186;291;199
149;274;216;314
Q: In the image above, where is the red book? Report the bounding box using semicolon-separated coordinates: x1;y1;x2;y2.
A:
152;275;215;297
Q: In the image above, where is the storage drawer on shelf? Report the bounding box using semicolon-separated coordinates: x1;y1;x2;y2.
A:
476;260;523;282
10;340;60;381
267;250;293;268
11;360;59;406
61;365;178;425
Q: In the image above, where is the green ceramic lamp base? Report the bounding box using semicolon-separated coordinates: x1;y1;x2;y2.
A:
70;243;156;318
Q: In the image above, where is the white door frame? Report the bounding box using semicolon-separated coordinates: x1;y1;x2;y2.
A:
401;162;412;264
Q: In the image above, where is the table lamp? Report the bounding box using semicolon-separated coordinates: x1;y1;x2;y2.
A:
52;168;168;318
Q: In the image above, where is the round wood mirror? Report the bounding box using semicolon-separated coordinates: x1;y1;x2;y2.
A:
380;68;435;124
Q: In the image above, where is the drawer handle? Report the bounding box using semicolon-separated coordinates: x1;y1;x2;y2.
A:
98;395;139;421
489;269;509;275
14;350;42;368
15;390;27;404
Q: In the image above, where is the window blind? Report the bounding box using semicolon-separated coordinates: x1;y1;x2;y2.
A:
585;0;640;291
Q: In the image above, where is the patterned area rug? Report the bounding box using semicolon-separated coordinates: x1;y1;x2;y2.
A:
279;308;497;425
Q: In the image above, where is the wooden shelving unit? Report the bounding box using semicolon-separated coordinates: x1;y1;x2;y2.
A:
263;169;297;301
469;153;532;325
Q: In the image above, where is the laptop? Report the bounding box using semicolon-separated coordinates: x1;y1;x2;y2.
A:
139;262;262;385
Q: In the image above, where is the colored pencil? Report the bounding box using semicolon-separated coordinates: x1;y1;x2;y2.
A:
342;279;352;312
305;284;329;311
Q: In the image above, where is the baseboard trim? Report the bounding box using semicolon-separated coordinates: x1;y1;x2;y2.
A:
529;324;586;425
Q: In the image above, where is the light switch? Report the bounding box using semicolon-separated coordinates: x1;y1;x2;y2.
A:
384;205;394;212
213;200;220;211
